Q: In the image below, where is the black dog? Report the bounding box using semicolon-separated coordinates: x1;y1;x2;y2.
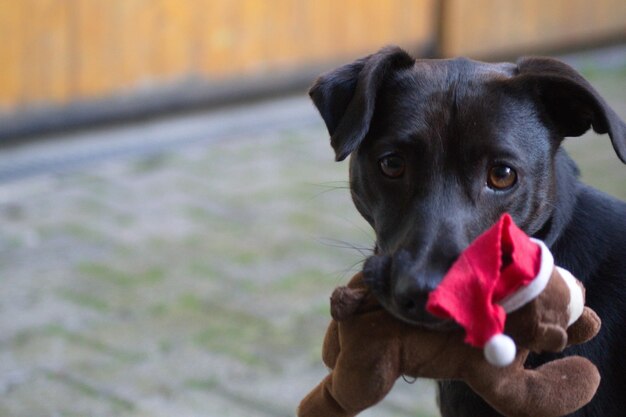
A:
308;46;626;416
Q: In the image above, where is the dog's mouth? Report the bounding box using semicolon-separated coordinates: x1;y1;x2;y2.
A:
362;253;456;330
402;316;458;330
381;297;458;330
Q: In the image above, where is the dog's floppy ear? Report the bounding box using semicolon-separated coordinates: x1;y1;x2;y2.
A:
309;46;415;161
515;57;626;163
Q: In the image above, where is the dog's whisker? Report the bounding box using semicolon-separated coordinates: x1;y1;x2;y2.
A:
308;181;350;187
309;187;350;200
316;237;373;258
334;257;368;282
330;214;376;244
306;181;351;192
304;182;351;201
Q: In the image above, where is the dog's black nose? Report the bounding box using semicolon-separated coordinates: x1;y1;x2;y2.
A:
394;290;429;322
364;251;445;326
392;272;439;325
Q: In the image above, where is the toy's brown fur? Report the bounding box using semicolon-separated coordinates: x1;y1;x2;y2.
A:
298;271;601;417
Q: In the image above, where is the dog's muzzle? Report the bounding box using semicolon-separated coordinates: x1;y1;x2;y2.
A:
363;251;452;328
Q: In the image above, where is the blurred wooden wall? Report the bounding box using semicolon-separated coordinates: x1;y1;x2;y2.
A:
442;0;626;57
0;0;624;116
0;0;435;111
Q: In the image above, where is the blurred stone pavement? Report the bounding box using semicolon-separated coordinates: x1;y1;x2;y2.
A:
0;47;625;417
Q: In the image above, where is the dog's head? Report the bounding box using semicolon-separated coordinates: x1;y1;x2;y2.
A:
310;46;626;326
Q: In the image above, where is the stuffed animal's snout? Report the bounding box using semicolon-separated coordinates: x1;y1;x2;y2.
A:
330;286;367;321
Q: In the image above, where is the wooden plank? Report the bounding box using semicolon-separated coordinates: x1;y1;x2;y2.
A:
116;0;153;91
151;0;194;78
306;0;334;61
237;0;268;73
20;0;71;104
397;0;436;51
202;0;237;76
73;0;118;98
0;0;23;108
343;0;369;55
264;0;297;68
373;0;394;52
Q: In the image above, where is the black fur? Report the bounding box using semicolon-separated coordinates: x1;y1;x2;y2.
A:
309;46;626;416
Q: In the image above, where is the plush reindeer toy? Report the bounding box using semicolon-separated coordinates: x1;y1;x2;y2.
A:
298;214;601;417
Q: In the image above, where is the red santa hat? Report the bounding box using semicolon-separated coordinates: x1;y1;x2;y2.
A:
426;213;554;367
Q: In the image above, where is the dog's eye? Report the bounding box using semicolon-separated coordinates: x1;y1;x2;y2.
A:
487;164;517;190
379;155;405;178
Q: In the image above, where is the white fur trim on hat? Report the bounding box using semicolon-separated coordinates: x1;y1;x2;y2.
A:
484;334;516;367
499;239;554;313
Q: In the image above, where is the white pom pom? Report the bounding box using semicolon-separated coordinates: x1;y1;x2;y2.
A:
484;334;516;367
